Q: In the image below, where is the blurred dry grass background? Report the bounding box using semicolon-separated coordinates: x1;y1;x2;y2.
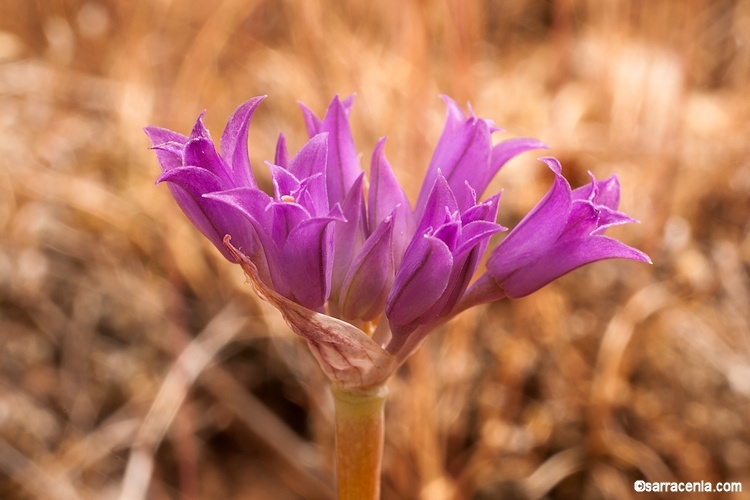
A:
1;0;749;498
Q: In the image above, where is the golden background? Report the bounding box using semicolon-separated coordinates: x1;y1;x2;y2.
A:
1;1;749;498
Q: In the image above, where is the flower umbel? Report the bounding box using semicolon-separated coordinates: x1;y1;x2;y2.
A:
147;95;650;388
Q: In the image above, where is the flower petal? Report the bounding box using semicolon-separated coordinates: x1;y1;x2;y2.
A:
487;157;572;280
339;214;395;321
386;234;453;330
496;236;652;298
184;136;234;186
318;96;362;206
144;127;188;171
158;167;254;260
267;163;301;200
298;101;322;137
219;96;265;188
144;126;188;148
416;174;459;235
331;174;367;296
274;132;290;169
283;212;344;310
289;132;329;181
416;108;492;215
204;187;288;293
368;138;414;263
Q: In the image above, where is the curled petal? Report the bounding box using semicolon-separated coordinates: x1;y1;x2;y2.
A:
593;205;639;235
144;126;188;148
593;175;621;209
219;96;265;188
572;173;621;210
461;191;502;226
144;127;189;171
433;220;460;250
184;136;234;186
148;141;185;172
497;236;652;298
454;219;505;256
487;157;572;278
559;200;601;241
224;236;396;391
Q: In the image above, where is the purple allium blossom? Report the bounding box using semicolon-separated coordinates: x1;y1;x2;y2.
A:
146;95;650;389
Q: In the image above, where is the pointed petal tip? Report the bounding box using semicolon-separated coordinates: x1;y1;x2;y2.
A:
538;156;564;174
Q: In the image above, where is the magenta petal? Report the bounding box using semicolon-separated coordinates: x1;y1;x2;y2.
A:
416;115;491;216
158;167;254;260
268;163;301;200
591;174;621;209
498;236;652;298
461;192;502;226
416;174;459;235
593;205;639;234
339;215;395;321
274;132;290;169
189;112;211;141
298;101;322;137
148;142;184;172
144;126;188;148
368;138;414;263
219;96;264;188
204;187;289;292
203;187;274;235
487;157;572;277
454;219;504;256
145;127;188;171
289;133;329;181
368;138;411;231
319;96;362;206
267;200;310;247
331;174;367;295
559;200;600;241
283;216;341;310
386;234;453;328
183;136;234;186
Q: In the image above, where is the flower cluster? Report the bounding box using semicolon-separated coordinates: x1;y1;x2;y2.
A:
146;95;649;390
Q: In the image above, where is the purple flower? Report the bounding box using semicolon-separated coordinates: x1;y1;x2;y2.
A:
145;97;265;261
462;157;651;305
147;95;649;389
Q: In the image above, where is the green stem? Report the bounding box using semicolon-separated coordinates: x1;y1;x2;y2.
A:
331;383;388;500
